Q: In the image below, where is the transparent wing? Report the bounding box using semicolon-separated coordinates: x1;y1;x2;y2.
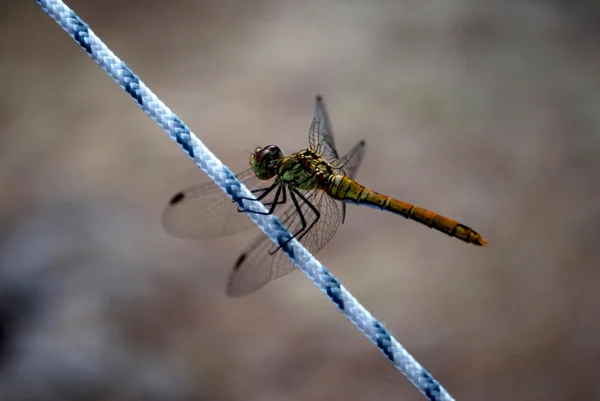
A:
226;187;342;297
332;139;366;179
308;95;339;161
162;168;279;240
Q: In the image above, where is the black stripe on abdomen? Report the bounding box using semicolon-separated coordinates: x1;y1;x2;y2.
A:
359;192;388;211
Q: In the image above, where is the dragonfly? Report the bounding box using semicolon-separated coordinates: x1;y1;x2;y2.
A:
163;95;487;297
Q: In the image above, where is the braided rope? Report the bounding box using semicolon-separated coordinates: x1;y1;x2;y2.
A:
35;1;455;399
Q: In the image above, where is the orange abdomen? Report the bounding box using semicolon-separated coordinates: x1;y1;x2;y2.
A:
326;174;487;246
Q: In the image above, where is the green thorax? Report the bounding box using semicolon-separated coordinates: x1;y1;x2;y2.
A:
276;148;334;190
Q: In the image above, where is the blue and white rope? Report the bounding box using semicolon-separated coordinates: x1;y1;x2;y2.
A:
36;1;455;400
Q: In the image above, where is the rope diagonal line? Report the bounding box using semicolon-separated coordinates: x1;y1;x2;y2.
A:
35;1;455;400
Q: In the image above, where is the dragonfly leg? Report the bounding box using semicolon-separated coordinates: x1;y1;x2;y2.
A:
291;189;320;243
237;182;279;213
262;184;287;208
268;189;307;255
239;185;286;216
268;189;320;255
238;182;278;203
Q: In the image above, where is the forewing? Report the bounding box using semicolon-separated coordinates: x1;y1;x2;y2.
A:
226;188;342;297
162;168;278;240
308;95;339;161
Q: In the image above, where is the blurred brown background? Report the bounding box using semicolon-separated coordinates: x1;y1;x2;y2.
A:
1;1;600;400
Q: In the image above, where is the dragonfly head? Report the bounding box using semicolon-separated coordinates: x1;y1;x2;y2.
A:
250;145;283;180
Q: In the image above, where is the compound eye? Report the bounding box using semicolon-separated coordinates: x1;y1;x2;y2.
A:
255;145;279;163
254;147;272;164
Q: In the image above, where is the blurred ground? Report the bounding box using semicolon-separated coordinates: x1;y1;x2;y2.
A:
1;0;600;400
